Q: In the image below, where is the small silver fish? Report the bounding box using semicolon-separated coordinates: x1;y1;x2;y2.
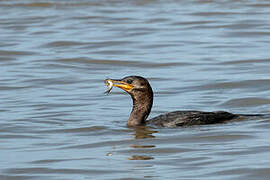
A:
104;79;113;94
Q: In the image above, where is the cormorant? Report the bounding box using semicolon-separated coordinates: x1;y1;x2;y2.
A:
104;76;258;127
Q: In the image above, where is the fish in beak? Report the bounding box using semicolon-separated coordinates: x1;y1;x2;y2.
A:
104;78;134;94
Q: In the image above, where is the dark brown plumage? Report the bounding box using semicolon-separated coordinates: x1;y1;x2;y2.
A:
105;76;239;127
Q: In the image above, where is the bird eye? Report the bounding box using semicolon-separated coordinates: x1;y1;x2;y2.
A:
126;79;133;84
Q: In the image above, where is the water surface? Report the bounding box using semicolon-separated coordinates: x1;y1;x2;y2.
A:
1;0;270;179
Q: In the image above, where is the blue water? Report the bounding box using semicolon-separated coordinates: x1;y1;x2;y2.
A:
1;0;270;179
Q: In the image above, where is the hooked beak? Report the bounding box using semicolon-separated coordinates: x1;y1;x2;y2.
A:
105;79;134;92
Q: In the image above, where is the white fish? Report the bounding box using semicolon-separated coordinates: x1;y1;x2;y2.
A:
105;79;113;94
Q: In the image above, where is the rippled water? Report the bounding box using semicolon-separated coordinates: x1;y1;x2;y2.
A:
1;0;270;179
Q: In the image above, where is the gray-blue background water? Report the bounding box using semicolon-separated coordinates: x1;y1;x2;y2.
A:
1;0;270;179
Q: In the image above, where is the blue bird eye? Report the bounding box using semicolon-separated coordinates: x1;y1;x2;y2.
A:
126;79;133;84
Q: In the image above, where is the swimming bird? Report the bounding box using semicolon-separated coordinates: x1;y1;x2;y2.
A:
104;76;245;127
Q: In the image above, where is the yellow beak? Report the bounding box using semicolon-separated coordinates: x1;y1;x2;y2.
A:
105;79;134;92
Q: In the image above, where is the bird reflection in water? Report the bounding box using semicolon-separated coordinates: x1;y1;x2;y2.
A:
131;126;158;139
127;126;158;160
128;155;154;160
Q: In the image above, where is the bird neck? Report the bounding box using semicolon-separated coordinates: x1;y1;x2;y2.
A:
127;89;153;126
